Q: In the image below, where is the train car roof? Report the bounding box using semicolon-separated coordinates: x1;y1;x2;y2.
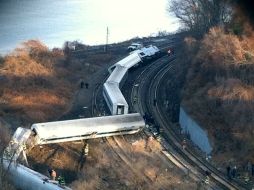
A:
115;52;141;68
3;160;71;190
31;113;144;140
106;65;128;84
141;46;160;56
4;127;31;161
104;82;128;105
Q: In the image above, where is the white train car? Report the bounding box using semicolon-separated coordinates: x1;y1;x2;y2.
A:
108;51;142;73
3;44;160;190
31;113;142;144
3;160;71;190
104;45;160;115
3;113;145;190
133;45;160;60
106;65;128;88
103;82;129;115
141;45;160;58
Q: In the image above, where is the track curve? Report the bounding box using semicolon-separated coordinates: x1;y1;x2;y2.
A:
131;54;246;190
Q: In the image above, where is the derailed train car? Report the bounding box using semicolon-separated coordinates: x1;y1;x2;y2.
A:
108;51;142;73
3;44;159;190
4;113;145;190
3;116;145;190
31;113;144;144
103;82;129;114
108;45;159;73
106;65;128;88
3;160;71;190
103;45;160;115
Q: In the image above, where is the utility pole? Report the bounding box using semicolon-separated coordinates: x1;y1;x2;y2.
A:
105;26;109;52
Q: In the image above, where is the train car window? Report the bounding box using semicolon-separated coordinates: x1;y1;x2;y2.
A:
117;105;124;115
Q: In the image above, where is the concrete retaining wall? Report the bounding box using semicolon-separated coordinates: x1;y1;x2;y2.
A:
179;107;212;154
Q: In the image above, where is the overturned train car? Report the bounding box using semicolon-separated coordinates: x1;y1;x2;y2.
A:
103;45;160;115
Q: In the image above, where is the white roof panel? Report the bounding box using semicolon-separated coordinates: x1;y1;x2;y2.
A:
3;160;71;190
104;82;128;105
4;127;32;161
115;52;141;68
141;46;160;56
31;113;144;141
106;65;128;84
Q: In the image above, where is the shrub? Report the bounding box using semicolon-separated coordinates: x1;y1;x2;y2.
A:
182;26;254;163
198;27;245;66
0;40;73;123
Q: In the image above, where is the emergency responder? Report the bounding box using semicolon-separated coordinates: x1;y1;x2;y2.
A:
48;169;57;180
232;166;237;178
252;164;254;176
204;170;211;184
57;175;66;186
204;176;210;184
182;139;187;150
226;166;231;179
80;81;84;89
85;83;89;89
244;172;250;184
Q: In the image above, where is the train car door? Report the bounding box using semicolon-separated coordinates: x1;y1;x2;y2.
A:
117;105;124;115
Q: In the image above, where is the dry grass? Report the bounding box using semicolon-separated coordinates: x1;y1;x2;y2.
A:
0;40;74;188
198;27;249;66
182;26;254;164
0;40;73;123
2;54;50;77
208;78;254;102
0;120;12;151
69;137;197;190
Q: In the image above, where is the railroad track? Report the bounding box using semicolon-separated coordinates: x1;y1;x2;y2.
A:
155;60;247;190
90;55;158;185
130;53;246;189
91;51;213;188
129;56;204;175
105;136;153;183
110;131;186;189
91;43;205;187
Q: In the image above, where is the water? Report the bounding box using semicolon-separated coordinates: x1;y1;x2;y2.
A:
0;0;178;55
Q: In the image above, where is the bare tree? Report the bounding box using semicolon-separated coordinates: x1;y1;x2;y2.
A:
168;0;232;37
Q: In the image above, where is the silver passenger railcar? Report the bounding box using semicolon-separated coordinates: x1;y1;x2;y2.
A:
108;51;142;73
132;45;160;60
4;113;145;190
3;44;160;190
106;65;128;88
31;113;144;144
103;82;129;115
104;45;160;115
3;160;71;190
